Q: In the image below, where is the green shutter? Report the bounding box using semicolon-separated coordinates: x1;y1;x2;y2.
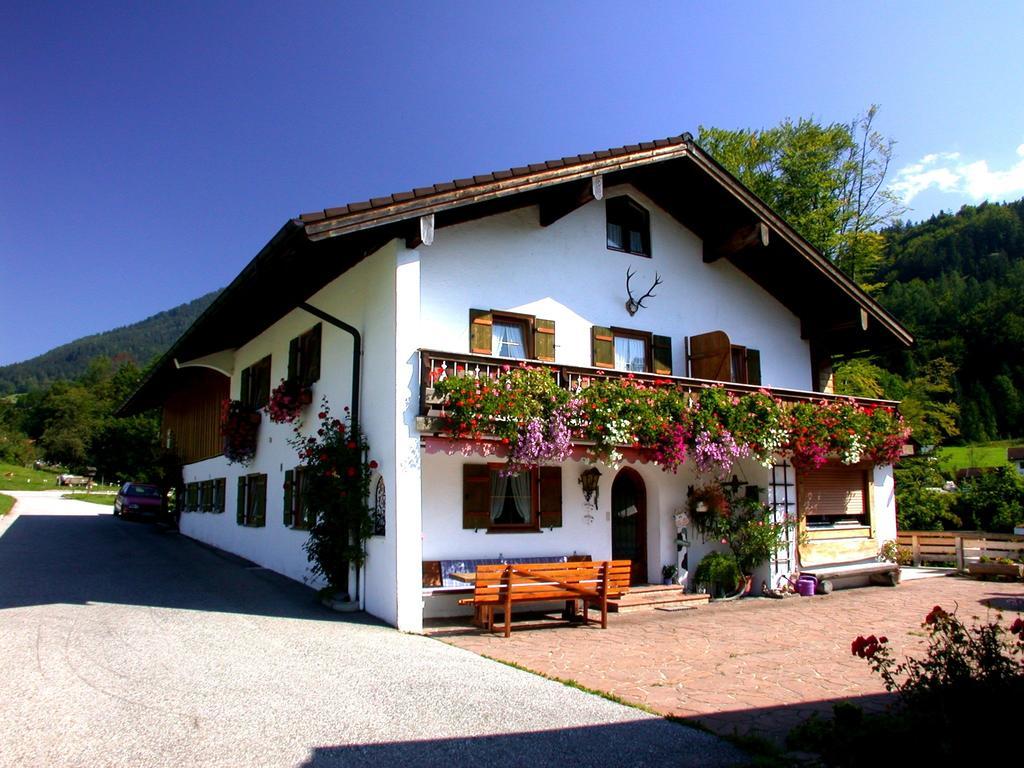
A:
236;477;246;525
306;324;322;384
469;309;493;355
746;349;762;385
538;466;563;528
652;334;673;375
534;318;556;362
240;367;251;405
288;337;299;382
215;478;226;513
283;469;294;527
592;326;615;369
254;475;267;527
462;464;491;530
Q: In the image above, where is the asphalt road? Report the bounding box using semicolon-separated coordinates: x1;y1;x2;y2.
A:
0;492;744;768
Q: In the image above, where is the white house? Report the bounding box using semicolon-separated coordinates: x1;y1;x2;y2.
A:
122;134;913;633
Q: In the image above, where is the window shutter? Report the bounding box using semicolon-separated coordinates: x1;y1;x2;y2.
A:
283;469;294;527
288;337;299;382
469;309;493;354
306;324;322;384
689;330;731;381
201;480;211;512
538;466;563;528
592;326;615;369
462;464;491;530
534;319;556;362
236;477;246;525
254;474;267;527
240;367;251;404
746;349;761;385
652;335;673;375
798;466;868;519
215;478;226;513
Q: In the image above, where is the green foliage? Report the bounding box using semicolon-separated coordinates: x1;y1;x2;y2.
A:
0;291;220;395
699;106;903;288
893;457;960;531
62;493;116;505
0;493;14;516
693;551;742;596
953;466;1024;532
0;462;62;490
291;402;377;593
935;440;1016;473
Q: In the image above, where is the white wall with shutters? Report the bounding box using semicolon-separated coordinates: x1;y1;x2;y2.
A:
417;184;812;390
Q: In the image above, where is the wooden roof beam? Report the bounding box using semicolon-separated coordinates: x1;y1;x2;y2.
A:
538;175;604;227
703;221;770;263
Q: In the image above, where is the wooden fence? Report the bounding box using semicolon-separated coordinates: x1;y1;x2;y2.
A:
897;530;1024;570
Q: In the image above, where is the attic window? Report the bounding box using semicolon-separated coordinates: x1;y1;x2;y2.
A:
606;196;650;257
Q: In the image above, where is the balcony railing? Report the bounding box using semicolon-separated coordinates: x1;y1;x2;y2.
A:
418;349;898;420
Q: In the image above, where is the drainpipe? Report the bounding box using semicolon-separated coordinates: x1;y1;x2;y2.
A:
298;301;365;609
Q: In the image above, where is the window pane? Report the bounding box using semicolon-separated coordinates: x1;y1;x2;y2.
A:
493;321;526;359
607;222;623;249
628;229;644;254
614;336;647;372
490;468;532;525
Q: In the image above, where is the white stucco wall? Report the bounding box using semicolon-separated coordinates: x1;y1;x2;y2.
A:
179;242;399;600
418;186;812;390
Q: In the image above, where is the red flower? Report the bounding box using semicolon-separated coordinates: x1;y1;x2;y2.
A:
318;411;327;419
347;441;357;450
925;605;948;625
1010;618;1024;637
346;467;357;477
368;460;379;469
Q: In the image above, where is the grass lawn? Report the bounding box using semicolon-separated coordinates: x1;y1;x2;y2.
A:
62;492;115;505
0;462;62;490
935;440;1019;473
0;493;14;516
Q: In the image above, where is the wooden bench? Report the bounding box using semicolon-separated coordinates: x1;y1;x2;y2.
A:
800;561;900;593
459;560;631;637
422;554;591;595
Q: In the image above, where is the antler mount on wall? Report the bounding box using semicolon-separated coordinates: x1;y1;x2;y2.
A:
625;267;663;316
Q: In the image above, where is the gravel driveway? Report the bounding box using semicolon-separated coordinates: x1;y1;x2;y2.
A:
0;492;744;767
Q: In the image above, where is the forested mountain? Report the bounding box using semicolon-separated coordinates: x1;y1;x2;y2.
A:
0;290;221;394
876;199;1024;441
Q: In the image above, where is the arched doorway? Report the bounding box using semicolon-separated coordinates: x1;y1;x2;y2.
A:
611;468;647;585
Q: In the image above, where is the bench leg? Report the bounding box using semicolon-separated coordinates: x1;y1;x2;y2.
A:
601;595;608;629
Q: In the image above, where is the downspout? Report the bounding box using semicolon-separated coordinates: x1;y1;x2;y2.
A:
298;301;365;609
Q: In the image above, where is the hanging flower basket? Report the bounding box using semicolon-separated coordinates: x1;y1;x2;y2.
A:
221;399;261;465
266;378;313;424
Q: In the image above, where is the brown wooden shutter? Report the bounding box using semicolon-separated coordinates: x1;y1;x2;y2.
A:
746;349;761;385
306;324;322;383
462;464;491;530
538;466;563;528
534;319;556;362
652;335;673;375
236;476;246;524
287;338;299;383
798;466;868;519
689;330;732;381
469;309;493;354
283;469;294;527
592;326;615;369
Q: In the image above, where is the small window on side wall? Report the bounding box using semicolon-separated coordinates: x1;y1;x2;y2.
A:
606;196;651;257
591;327;672;375
462;464;562;531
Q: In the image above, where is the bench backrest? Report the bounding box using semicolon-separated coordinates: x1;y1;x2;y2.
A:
423;554;592;588
471;560;631;604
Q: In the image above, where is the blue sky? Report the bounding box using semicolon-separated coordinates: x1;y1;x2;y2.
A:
2;1;1022;366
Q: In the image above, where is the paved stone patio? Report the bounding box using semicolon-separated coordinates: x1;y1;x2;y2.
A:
431;574;1024;744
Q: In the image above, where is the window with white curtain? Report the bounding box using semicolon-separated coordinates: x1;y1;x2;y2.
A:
492;319;527;359
489;468;535;526
614;334;648;372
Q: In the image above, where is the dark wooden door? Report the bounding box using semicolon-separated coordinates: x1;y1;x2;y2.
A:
611;469;647;585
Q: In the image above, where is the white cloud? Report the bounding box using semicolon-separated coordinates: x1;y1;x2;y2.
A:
889;143;1024;205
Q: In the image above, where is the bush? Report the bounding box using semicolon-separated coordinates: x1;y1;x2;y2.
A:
954;466;1024;532
894;456;960;530
694;551;741;597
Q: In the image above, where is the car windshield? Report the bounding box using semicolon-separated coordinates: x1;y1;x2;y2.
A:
127;485;161;497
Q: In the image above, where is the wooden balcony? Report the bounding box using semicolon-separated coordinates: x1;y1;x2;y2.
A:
417;349;898;421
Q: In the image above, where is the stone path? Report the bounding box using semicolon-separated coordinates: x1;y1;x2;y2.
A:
432;574;1024;744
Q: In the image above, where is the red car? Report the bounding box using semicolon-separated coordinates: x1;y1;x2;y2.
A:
113;483;167;520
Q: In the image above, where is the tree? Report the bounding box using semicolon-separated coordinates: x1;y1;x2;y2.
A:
698;106;904;291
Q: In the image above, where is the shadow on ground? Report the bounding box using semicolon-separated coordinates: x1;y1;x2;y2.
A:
299;719;745;768
0;513;380;624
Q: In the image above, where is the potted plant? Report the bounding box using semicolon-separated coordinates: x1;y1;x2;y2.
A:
661;563;679;585
221;399;261;465
968;556;1024;580
694;551;742;598
266;378;312;424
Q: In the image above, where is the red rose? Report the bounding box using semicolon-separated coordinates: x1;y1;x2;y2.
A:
368;460;378;469
347;467;357;477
